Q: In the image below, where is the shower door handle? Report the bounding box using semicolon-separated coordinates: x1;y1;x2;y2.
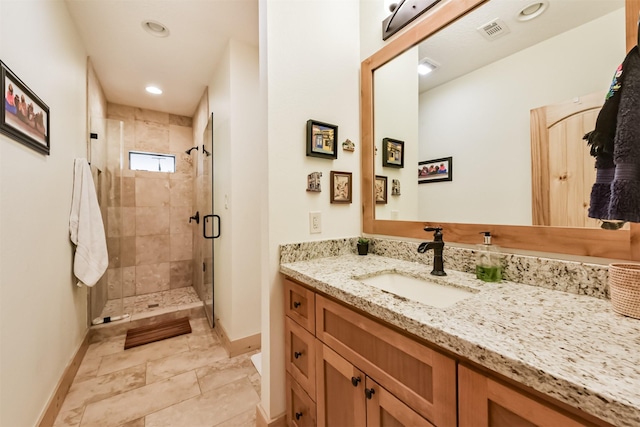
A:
203;214;220;239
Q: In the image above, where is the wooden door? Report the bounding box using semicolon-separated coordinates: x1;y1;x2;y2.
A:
316;340;366;427
458;365;592;427
531;91;604;227
365;377;435;427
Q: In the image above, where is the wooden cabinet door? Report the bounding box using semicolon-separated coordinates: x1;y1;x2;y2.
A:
365;377;435;427
458;365;591;427
316;340;366;427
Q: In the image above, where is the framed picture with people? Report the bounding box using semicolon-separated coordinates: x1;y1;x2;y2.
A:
1;61;50;155
418;157;452;184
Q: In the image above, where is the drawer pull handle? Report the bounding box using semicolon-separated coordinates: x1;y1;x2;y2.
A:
294;351;303;359
295;412;303;420
365;388;375;399
351;376;361;387
293;301;301;308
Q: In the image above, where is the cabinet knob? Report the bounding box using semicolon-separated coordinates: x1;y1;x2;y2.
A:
293;301;301;308
365;388;375;399
295;412;303;420
294;351;303;359
351;376;361;387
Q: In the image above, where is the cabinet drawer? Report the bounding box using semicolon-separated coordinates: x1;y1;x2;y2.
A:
316;295;457;427
286;373;317;427
284;278;315;333
285;317;316;400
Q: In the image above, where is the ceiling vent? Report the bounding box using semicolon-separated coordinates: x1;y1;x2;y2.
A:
477;18;511;41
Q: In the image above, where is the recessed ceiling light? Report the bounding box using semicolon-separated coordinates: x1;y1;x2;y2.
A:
145;86;163;95
516;1;548;21
141;20;170;37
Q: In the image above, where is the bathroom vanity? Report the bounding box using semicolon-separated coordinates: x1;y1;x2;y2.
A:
281;252;640;427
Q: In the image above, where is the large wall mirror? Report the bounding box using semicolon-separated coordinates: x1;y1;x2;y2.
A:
362;0;640;260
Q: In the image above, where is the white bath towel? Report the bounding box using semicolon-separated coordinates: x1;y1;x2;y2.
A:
69;158;108;287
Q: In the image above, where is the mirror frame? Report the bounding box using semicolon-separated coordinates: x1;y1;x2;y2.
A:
362;0;640;260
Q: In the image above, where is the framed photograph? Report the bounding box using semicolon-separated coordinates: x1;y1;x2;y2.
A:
307;119;338;159
330;171;352;203
1;61;50;155
382;137;404;168
375;175;388;204
307;172;322;192
418;157;452;184
391;179;401;196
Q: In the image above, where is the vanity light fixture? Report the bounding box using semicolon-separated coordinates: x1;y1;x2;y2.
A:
141;20;170;37
418;59;438;76
516;1;548;22
145;86;163;95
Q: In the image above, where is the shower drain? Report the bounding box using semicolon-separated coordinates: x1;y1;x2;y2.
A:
148;303;160;308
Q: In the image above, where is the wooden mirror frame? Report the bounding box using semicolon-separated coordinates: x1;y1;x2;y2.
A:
362;0;640;260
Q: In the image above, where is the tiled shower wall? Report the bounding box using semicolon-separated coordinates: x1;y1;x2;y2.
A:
105;103;196;299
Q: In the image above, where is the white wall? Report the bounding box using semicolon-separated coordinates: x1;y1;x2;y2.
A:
418;9;625;225
208;39;262;341
374;46;419;220
261;0;361;419
0;1;88;425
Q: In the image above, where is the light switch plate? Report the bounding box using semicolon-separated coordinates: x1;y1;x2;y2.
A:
309;212;321;234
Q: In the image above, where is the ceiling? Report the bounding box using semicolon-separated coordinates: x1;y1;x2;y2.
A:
417;0;624;92
64;0;623;117
65;0;259;117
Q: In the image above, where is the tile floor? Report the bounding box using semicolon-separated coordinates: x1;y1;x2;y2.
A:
53;316;260;427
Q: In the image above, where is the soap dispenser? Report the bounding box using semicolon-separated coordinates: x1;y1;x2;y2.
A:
475;232;503;282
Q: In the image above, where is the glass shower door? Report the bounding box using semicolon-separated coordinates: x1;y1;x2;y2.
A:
200;113;218;327
88;117;124;324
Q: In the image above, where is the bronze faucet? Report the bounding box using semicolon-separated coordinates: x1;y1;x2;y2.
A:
418;227;446;276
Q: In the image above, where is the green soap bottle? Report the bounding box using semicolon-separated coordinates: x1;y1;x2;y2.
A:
475;232;503;282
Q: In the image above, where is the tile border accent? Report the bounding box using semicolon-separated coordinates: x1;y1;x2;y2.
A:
90;304;205;343
37;331;91;427
214;318;261;358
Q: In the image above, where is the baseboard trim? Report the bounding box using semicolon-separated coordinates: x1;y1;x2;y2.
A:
37;330;91;427
256;403;286;427
214;319;261;357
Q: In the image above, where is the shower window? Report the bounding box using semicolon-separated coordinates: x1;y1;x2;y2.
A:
129;151;176;173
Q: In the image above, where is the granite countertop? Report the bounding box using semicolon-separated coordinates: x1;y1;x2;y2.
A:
280;254;640;427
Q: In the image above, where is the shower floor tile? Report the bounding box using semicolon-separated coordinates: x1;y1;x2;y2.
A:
98;287;201;322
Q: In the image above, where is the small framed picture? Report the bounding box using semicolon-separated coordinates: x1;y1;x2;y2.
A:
1;61;50;155
382;137;404;168
307;172;322;192
330;171;352;203
307;119;338;159
391;179;401;196
418;157;452;184
375;175;388;204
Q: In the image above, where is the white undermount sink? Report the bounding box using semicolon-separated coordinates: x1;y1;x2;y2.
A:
358;272;474;308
